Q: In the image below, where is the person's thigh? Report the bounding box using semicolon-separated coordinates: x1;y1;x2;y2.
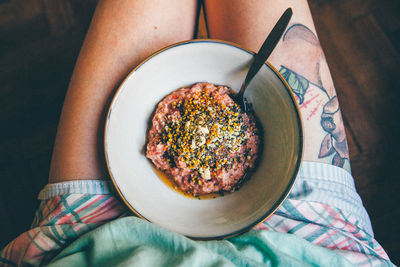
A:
49;0;198;183
205;0;351;172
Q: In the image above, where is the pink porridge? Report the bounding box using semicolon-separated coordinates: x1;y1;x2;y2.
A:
146;83;261;196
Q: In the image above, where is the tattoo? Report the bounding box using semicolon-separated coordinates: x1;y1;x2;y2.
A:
279;66;309;105
278;24;349;168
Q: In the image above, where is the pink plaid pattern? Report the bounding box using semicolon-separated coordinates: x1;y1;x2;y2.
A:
0;194;393;266
1;194;127;266
256;199;390;266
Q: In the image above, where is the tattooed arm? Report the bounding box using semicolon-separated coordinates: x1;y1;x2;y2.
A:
205;0;350;172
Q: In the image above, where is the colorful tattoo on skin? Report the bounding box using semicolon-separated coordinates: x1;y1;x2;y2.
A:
278;24;349;168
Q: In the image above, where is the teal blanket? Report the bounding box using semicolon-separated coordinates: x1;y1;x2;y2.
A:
48;217;354;266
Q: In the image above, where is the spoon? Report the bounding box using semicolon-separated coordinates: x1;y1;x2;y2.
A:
232;7;293;111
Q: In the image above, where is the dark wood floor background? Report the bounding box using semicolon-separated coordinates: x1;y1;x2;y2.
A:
0;0;399;264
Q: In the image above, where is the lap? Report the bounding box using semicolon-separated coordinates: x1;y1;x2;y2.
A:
1;166;389;266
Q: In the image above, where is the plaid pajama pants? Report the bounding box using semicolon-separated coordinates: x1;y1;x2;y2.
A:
0;162;393;266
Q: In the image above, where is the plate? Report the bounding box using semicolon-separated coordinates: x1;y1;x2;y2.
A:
104;39;303;239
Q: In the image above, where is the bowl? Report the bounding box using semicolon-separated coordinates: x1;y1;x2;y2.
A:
104;39;303;239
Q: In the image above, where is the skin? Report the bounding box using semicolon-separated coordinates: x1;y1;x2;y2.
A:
49;0;351;184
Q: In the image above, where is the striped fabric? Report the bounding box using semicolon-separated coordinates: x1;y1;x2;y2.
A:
290;161;373;236
38;179;114;199
0;161;394;266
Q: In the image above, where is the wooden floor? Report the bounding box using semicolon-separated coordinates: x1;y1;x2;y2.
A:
0;0;399;264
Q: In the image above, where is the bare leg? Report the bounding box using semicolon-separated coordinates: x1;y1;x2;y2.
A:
205;0;351;172
49;0;198;183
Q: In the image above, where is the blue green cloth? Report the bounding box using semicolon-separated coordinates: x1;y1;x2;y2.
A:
48;216;354;267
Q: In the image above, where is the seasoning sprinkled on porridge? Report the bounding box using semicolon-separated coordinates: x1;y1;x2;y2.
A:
146;83;261;195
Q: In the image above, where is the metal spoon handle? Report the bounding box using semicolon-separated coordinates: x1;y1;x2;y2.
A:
239;7;293;96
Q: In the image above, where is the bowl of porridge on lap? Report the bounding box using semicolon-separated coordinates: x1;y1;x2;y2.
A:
104;40;303;239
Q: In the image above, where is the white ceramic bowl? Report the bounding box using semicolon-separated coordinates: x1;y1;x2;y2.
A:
104;40;303;239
